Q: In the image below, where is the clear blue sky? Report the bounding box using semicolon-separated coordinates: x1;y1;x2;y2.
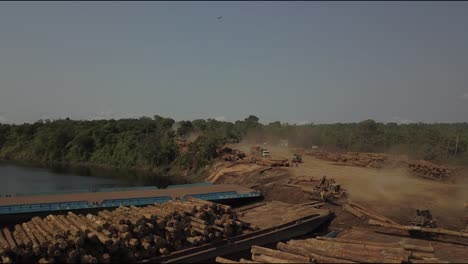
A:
1;2;468;124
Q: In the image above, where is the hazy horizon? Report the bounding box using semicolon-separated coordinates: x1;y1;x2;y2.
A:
1;2;468;125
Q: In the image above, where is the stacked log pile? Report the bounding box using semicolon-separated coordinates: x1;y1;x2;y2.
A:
216;237;449;263
307;151;455;181
0;197;255;264
305;151;387;168
248;157;289;167
217;147;246;162
407;161;455;181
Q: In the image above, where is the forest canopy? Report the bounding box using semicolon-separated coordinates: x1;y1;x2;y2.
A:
0;116;467;174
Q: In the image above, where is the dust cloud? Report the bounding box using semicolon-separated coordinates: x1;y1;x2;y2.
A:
344;166;467;228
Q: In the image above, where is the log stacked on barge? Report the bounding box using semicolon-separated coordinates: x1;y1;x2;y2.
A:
0;197;256;264
216;236;450;263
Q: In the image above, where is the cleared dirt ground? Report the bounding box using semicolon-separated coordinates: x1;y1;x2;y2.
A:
207;143;468;262
208;143;468;231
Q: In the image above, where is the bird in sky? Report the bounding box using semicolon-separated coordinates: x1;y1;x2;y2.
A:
217;16;223;20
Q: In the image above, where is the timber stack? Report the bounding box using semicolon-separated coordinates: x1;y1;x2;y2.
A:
407;161;455;181
307;151;456;181
0;197;255;264
217;147;246;162
216;236;449;263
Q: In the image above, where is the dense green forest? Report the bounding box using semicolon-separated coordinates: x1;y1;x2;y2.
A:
0;116;467;178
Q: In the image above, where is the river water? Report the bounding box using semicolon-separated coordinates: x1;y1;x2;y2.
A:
0;162;184;195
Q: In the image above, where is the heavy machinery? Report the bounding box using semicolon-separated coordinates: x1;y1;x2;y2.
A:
292;154;303;163
310;176;346;202
408;209;437;238
250;146;271;158
250;146;264;156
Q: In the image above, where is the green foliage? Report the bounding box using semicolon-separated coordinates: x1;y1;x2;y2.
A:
0;116;467;173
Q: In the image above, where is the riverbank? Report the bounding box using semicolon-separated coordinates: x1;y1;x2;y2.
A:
0;158;198;190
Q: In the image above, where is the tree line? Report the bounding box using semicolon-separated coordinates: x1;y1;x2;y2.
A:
0;116;467;176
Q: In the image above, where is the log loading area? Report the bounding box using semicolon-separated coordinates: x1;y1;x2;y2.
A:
0;197;332;263
0;183;262;224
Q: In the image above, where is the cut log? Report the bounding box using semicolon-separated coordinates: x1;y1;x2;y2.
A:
31;218;54;242
35;217;64;239
368;219;468;238
56;215;81;236
22;222;43;252
288;239;406;263
410;252;436;260
410;260;450;264
342;204;366;219
251;245;311;263
316;236;435;253
348;201;400;225
3;228;18;253
46;215;72;236
401;244;435;253
277;242;356;264
215;256;239;263
15;224;32;248
239;259;259;263
252;254;295;263
0;229;11;252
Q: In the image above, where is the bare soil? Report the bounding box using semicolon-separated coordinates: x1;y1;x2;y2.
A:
205;143;468;261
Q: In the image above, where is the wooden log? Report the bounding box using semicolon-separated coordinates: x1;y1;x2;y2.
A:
46;215;72;236
410;260;450;264
86;214;110;230
22;222;43;252
277;242;356;264
65;214;91;234
15;224;32;248
239;259;259;263
368;219;468;238
69;212;112;245
189;216;207;225
251;245;311;263
31;218;55;242
0;229;10;252
252;254;295;263
215;256;239;263
402;244;435;253
3;228;18;253
410;252;436;260
348;201;400;225
303;238;408;258
78;215;103;232
288;239;404;263
35;217;64;239
12;226;24;248
342;204;366;219
190;221;209;230
56;215;81;236
186;236;203;245
316;236;435;253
